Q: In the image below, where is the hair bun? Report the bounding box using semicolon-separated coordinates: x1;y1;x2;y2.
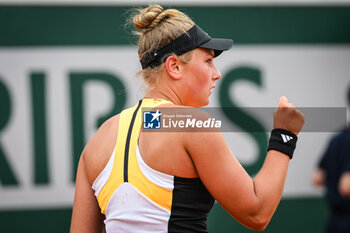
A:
133;5;167;30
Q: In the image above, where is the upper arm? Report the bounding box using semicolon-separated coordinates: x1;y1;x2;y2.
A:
184;130;257;222
70;156;105;233
70;115;119;232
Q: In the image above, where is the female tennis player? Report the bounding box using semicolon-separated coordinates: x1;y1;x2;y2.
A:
70;5;304;233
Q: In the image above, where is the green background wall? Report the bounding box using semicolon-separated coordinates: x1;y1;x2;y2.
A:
1;5;349;233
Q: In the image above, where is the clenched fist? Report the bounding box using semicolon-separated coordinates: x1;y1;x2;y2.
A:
273;96;305;135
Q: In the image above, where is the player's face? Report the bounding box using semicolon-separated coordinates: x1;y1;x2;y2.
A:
181;48;221;107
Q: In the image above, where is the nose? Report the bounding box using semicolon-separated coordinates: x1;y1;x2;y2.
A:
213;64;221;81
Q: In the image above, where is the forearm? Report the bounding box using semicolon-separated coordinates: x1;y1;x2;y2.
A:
339;172;350;198
243;97;303;229
251;150;290;223
312;168;325;187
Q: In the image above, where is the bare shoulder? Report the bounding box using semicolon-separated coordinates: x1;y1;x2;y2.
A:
140;105;220;178
171;106;227;164
159;105;220;142
82;114;120;185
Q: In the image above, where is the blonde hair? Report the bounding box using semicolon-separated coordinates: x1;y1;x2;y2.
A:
130;5;195;87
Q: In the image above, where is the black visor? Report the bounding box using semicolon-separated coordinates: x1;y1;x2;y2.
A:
140;25;233;69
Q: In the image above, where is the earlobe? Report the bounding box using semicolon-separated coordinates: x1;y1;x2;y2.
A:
165;56;182;80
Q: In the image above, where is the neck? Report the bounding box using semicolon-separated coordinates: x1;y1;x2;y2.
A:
144;87;183;106
143;70;185;106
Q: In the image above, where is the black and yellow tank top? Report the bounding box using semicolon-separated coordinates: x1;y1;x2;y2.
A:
92;98;215;232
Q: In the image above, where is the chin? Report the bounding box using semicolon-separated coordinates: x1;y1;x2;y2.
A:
192;99;210;107
185;96;210;107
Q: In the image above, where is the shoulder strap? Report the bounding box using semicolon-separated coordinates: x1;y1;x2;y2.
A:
96;99;173;214
124;98;173;182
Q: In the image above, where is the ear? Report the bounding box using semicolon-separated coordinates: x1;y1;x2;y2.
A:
164;55;182;80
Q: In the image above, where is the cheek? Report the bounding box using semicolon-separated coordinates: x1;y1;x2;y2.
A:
185;68;211;106
194;79;209;93
192;66;211;90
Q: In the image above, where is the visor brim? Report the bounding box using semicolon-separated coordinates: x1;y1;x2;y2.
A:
199;38;233;57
